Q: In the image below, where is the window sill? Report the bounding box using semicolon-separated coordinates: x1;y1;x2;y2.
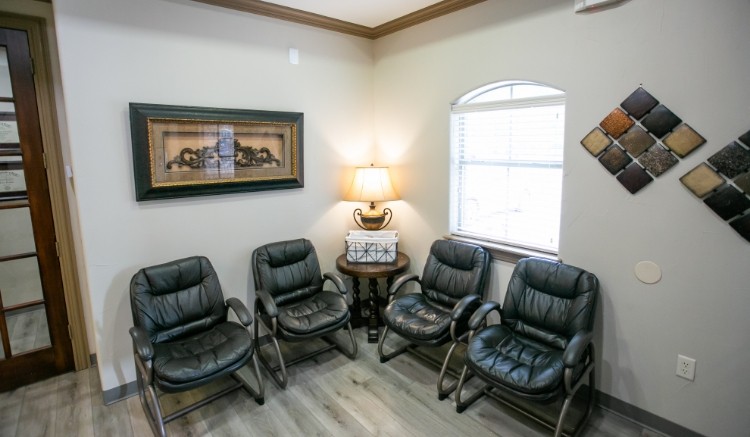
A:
443;235;559;264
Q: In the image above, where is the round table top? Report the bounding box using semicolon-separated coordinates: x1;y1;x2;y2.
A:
335;252;410;278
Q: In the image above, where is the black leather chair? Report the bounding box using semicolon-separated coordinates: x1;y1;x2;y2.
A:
455;257;599;437
378;239;490;399
129;256;263;437
252;238;357;388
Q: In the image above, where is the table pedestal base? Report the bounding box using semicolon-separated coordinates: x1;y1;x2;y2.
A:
335;253;410;344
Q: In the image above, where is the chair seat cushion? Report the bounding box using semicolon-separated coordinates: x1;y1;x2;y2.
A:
465;324;564;396
153;321;252;386
383;294;452;342
278;290;349;335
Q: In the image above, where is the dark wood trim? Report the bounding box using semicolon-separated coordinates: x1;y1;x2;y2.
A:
1;12;90;371
371;0;488;39
3;299;45;313
0;251;36;263
191;0;372;38
0;199;29;209
190;0;487;39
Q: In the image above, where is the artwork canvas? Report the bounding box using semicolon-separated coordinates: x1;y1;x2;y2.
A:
129;103;303;200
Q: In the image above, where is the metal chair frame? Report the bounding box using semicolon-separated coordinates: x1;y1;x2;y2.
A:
454;301;596;437
378;273;484;400
253;272;358;389
130;298;264;437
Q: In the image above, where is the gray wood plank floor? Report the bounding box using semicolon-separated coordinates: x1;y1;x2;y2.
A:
0;328;666;436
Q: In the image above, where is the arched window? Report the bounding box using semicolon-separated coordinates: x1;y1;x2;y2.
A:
449;81;565;253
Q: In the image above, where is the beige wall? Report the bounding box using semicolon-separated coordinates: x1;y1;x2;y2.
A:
51;0;374;395
373;1;750;435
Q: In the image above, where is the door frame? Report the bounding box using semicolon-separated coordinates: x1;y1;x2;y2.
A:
0;12;89;371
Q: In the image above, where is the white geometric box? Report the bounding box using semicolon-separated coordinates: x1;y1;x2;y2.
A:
345;230;399;263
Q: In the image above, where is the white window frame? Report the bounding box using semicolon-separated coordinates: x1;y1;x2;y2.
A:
449;80;565;260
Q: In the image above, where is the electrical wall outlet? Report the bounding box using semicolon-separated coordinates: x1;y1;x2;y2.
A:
676;354;696;381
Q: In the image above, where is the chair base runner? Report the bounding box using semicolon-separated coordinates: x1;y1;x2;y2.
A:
256;321;358;389
455;361;596;437
137;354;264;437
378;325;467;400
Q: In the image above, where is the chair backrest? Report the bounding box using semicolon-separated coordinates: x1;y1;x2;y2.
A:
502;257;598;350
420;240;490;308
130;256;226;344
252;238;323;307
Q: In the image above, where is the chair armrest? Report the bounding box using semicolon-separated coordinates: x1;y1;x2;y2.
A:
468;301;501;330
387;273;420;296
323;272;347;295
226;297;253;327
563;330;593;367
129;326;154;362
255;289;279;318
451;295;481;321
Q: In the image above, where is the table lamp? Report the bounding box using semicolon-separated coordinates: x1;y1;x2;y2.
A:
343;164;399;230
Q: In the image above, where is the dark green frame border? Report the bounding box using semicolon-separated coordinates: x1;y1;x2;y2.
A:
129;102;303;201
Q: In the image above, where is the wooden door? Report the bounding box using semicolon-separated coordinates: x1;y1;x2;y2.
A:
0;26;74;391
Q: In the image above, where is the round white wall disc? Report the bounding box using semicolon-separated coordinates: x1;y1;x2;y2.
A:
634;261;661;284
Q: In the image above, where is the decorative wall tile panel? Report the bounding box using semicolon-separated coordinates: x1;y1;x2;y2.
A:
620;87;659;120
703;185;750;220
663;124;706;158
581;127;612;156
581;87;703;197
618;126;655;157
600;108;634;139
680;163;725;198
616;163;653;194
734;172;750;195
640;105;682;138
707;141;750;178
599;146;632;175
729;214;750;243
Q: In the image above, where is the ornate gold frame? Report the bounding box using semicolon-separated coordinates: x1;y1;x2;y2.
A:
129;103;303;200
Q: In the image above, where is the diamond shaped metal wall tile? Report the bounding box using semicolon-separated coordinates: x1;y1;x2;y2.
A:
616;163;653;194
703;185;750;220
618;126;655;157
620;87;659;120
640;105;682;138
734;172;750;195
600;108;634;139
663;124;706;158
707;141;750;178
639;145;678;177
729;214;750;243
581;127;612;156
599;146;632;174
680;163;725;198
739;129;750;147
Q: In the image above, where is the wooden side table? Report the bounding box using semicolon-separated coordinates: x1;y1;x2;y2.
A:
335;252;410;343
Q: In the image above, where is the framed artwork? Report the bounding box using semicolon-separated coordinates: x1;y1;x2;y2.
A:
129;103;303;201
0;157;26;200
0;112;21;154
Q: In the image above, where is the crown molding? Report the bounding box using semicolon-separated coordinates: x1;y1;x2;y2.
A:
371;0;487;39
191;0;487;39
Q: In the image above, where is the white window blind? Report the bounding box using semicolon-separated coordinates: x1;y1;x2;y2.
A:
450;82;565;253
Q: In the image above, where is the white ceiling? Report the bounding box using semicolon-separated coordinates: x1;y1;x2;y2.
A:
266;0;445;28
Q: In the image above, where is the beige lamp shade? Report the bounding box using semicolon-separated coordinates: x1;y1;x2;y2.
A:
344;165;399;230
343;165;400;202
